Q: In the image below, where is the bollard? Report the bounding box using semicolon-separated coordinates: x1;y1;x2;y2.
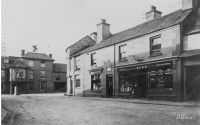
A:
14;86;17;95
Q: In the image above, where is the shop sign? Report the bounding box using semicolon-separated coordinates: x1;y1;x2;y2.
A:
155;62;171;67
107;68;112;71
157;70;164;75
137;65;147;69
165;69;173;74
149;71;156;76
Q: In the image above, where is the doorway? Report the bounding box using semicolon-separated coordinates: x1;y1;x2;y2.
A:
106;74;113;97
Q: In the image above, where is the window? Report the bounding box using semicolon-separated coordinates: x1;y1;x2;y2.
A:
40;70;45;79
149;68;173;89
91;53;96;66
150;35;161;55
75;75;80;88
75;57;81;70
91;74;101;90
15;69;25;79
29;71;34;80
40;82;45;91
55;73;60;80
29;82;34;90
29;61;34;67
119;45;127;61
40;61;45;68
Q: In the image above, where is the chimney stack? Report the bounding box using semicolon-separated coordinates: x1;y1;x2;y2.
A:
49;54;52;58
182;0;199;10
21;50;25;56
90;32;97;42
146;6;162;21
96;19;111;43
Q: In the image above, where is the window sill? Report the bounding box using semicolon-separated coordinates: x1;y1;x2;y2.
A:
119;58;128;63
149;52;163;58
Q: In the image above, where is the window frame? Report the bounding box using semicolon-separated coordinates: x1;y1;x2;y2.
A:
119;44;127;61
75;75;81;88
91;53;96;66
150;35;162;55
91;74;101;91
40;61;45;68
75;56;81;70
40;70;45;79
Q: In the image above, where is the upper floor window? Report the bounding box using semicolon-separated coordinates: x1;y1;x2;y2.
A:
15;69;25;79
29;61;34;67
91;53;96;66
75;57;81;70
150;35;161;55
40;61;45;68
40;70;45;79
29;70;34;80
55;73;60;80
119;44;127;61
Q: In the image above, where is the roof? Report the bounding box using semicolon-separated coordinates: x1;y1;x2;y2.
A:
66;35;96;57
1;56;29;69
184;8;200;34
10;59;29;68
53;63;66;73
74;9;192;56
22;52;54;61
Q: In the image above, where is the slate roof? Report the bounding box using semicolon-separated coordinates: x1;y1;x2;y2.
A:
22;52;54;61
53;63;66;73
66;35;96;57
10;59;29;68
74;9;192;56
184;8;200;34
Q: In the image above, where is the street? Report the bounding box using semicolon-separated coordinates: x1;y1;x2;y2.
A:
2;95;200;125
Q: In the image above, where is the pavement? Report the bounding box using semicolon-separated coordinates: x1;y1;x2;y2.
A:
2;93;200;107
1;108;8;122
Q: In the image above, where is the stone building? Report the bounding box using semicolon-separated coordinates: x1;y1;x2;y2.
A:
66;0;200;101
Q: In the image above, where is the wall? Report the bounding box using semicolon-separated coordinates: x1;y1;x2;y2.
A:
115;25;181;66
76;45;115;96
23;59;53;93
183;33;200;50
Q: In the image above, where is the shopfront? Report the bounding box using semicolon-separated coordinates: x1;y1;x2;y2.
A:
117;59;176;100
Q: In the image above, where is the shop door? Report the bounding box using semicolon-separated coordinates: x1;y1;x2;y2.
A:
186;66;200;100
106;75;113;97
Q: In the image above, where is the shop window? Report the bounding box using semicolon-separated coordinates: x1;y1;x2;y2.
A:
149;68;173;89
40;70;45;79
29;70;34;80
91;53;96;66
29;61;34;67
40;61;45;68
40;82;45;91
150;35;162;55
75;75;80;88
119;72;137;93
91;74;101;90
119;44;127;61
29;82;34;90
55;73;60;80
15;69;25;79
75;57;81;70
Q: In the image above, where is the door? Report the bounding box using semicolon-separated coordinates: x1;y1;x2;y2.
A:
106;75;113;97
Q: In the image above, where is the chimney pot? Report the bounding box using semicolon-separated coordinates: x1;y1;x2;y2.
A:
151;6;156;11
21;50;25;56
49;54;52;58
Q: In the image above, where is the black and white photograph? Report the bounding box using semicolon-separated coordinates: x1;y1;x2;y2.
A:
1;0;200;125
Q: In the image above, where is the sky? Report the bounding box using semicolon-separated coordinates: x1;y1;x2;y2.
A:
1;0;182;63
